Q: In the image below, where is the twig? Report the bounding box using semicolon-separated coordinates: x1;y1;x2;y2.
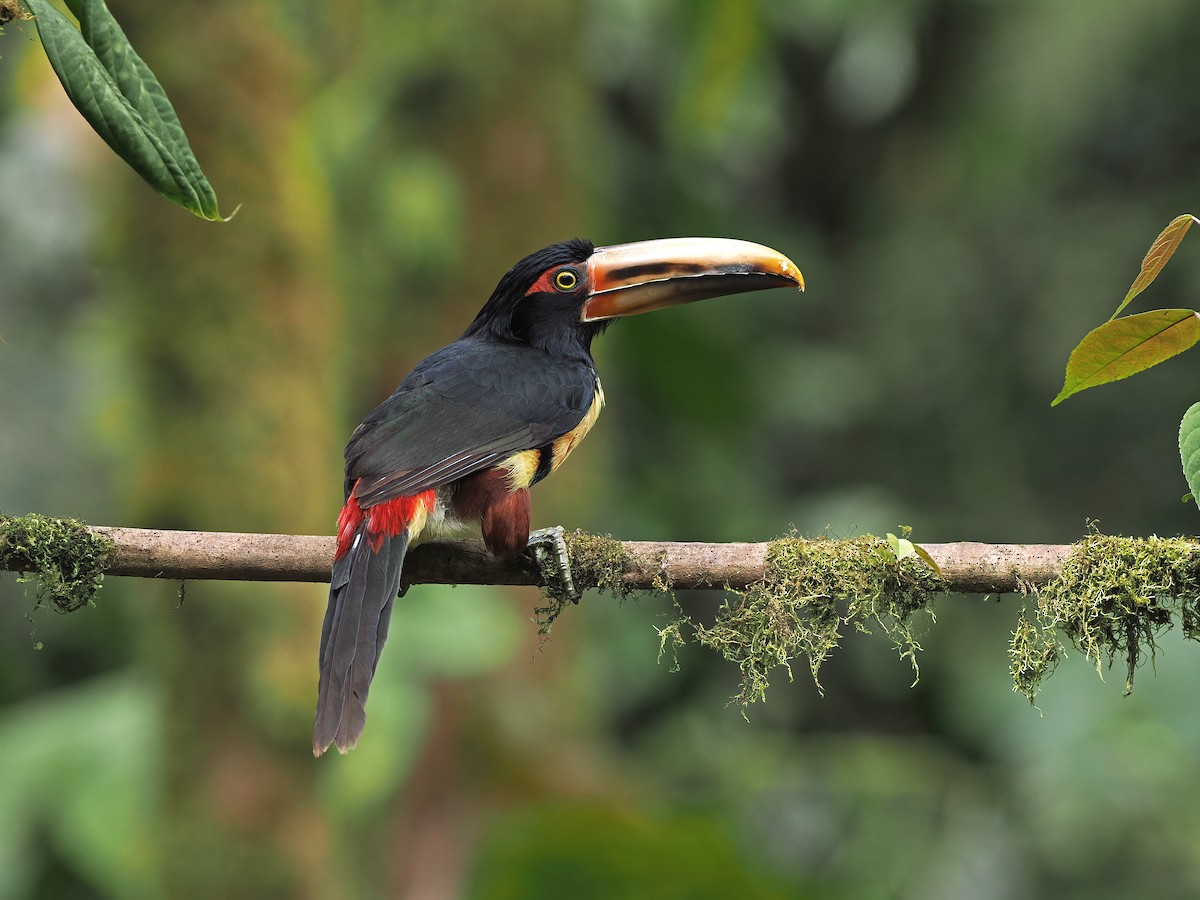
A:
0;524;1077;593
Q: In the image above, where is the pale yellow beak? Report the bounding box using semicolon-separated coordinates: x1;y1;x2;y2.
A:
581;237;804;323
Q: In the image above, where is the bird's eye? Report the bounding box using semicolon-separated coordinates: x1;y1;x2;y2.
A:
554;268;579;291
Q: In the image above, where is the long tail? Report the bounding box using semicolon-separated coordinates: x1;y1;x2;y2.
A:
313;491;432;755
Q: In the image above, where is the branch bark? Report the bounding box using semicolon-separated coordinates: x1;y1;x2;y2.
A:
1;526;1077;593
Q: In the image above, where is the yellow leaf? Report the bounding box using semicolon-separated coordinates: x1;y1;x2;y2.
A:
911;543;943;579
1110;214;1200;320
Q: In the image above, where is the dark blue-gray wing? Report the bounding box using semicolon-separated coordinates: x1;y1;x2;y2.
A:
345;338;596;506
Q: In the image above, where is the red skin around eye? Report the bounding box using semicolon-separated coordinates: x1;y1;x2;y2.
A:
525;269;577;296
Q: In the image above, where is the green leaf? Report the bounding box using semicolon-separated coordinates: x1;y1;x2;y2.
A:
911;543;944;579
65;0;221;217
887;530;942;577
25;0;227;220
1052;309;1200;406
886;532;915;562
1111;214;1200;320
1179;403;1200;509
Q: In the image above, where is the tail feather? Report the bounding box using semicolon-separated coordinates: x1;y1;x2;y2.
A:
313;524;410;756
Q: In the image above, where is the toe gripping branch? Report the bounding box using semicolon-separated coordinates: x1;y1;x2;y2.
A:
527;526;580;604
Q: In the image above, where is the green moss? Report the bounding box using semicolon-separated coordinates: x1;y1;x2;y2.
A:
566;531;636;599
533;530;636;634
693;534;944;710
1008;609;1064;704
0;513;114;613
1011;533;1200;702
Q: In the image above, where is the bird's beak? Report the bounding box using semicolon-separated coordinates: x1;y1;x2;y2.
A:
581;237;804;323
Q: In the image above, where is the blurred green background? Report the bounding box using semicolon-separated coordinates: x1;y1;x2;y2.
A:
4;0;1200;897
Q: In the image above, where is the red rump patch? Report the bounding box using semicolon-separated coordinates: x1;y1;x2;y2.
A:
335;486;435;558
366;491;435;551
335;494;364;560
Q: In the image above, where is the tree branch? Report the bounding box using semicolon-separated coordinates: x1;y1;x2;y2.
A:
0;524;1078;593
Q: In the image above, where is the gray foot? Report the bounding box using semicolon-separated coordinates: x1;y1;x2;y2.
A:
527;526;580;604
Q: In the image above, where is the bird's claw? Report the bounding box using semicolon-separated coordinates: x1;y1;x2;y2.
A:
527;526;580;604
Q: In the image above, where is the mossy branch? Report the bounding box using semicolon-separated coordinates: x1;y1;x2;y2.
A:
0;514;113;613
0;517;1073;591
6;515;1200;708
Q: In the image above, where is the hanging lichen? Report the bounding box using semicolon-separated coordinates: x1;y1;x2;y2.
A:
1010;533;1200;702
0;513;114;612
689;534;945;709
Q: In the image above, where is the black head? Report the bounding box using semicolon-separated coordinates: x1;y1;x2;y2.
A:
463;238;605;360
462;236;805;360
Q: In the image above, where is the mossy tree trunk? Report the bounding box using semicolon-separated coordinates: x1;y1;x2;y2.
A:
100;3;341;895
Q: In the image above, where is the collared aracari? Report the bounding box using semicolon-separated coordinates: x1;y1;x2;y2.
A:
313;237;804;755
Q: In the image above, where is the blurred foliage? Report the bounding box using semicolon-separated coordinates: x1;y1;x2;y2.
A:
6;0;1200;897
468;803;797;900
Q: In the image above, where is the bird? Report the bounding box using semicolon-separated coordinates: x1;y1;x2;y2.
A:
313;236;804;755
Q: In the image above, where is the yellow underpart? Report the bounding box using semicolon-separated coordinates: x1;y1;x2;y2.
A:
552;383;605;471
405;497;430;539
499;449;540;490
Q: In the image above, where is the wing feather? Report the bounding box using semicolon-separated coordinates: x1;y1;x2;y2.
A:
345;337;595;506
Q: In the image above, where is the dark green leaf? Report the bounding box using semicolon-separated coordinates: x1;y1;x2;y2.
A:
25;0;227;220
1052;309;1200;406
66;0;221;218
1110;215;1199;320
